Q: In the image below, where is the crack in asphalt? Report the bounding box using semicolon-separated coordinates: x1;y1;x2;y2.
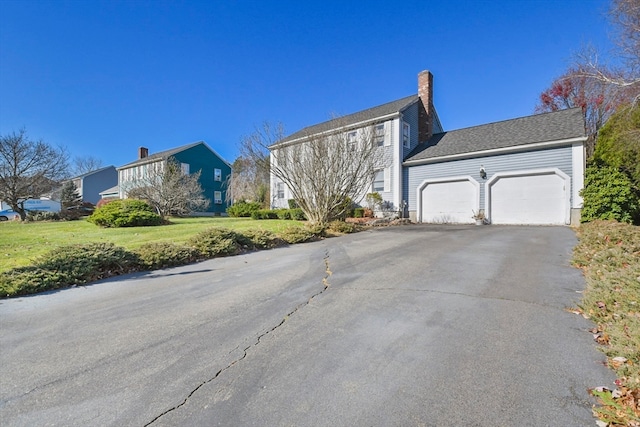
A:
144;251;332;426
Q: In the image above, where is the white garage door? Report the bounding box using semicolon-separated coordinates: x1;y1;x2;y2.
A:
488;170;569;225
419;178;478;224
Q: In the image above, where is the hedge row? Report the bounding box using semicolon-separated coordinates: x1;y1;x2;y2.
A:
0;223;358;298
251;208;306;221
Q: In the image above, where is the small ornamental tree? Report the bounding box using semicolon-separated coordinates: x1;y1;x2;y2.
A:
60;181;82;209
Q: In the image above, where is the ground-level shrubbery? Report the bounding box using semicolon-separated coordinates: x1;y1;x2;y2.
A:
250;208;306;221
572;220;640;426
88;199;163;227
226;201;263;218
0;221;351;298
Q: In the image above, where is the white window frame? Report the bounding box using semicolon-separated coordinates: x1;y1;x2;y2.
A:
181;163;190;175
347;131;357;150
214;191;222;204
276;182;285;199
403;122;410;148
374;124;385;147
214;168;222;182
373;170;385;192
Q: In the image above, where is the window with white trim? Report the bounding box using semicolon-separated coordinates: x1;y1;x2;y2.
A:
181;163;190;175
277;182;285;199
374;124;385;147
403;122;410;148
347;131;357;150
214;168;222;181
373;170;384;192
214;191;222;204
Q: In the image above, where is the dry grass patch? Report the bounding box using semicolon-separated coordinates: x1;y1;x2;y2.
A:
573;220;640;426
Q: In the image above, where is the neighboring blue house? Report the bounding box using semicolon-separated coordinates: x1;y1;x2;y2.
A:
117;141;232;215
270;70;587;225
70;166;118;205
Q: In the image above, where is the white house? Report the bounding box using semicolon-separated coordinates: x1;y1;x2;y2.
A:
269;70;586;225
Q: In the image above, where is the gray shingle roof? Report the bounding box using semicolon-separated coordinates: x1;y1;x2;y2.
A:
404;108;585;163
118;141;204;169
279;94;420;144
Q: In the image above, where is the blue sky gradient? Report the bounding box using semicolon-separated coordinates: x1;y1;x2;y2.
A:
0;0;614;169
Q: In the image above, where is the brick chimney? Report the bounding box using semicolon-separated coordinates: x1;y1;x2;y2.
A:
418;70;433;143
138;146;148;159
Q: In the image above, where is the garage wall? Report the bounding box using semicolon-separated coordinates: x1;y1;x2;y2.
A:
404;145;573;216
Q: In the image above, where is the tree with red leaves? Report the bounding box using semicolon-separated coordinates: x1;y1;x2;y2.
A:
536;68;627;152
537;0;640;157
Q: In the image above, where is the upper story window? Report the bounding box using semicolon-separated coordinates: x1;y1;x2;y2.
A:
374;124;385;147
181;163;190;175
347;131;357;150
214;168;222;181
276;182;285;199
403;122;410;148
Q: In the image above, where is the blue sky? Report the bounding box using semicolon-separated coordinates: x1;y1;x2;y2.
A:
0;0;614;169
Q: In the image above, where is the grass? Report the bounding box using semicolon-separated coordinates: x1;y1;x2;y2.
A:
572;220;640;426
0;217;304;273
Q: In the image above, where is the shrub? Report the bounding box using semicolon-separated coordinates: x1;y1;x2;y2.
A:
327;220;360;234
189;227;252;258
27;211;60;221
278;225;324;244
135;242;201;270
227;201;263;217
251;209;279;220
240;229;283;249
353;208;365;218
287;199;300;209
275;209;291;220
290;208;306;221
0;243;141;297
37;243;141;282
89;199;163;227
0;266;69;298
581;165;640;224
365;192;383;210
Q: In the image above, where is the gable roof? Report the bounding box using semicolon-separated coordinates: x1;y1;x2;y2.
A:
70;165;116;180
118;141;230;169
404;108;586;163
279;94;420;144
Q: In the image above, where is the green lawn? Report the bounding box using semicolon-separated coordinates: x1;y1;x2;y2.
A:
0;217;304;273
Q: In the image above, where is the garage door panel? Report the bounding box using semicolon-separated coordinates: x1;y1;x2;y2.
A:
489;172;567;225
421;180;476;224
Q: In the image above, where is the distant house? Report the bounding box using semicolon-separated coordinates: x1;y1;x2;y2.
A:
68;166;118;205
117;142;232;215
271;70;587;225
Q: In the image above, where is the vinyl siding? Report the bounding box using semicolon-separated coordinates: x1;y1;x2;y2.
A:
401;102;420;159
172;144;231;213
405;145;574;214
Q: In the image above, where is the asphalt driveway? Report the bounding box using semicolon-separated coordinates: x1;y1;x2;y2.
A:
0;225;613;426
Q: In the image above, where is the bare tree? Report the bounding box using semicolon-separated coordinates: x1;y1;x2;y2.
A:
73;155;104;175
0;129;69;220
536;67;633;155
226;155;270;206
570;1;640;105
241;121;382;226
123;159;209;219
